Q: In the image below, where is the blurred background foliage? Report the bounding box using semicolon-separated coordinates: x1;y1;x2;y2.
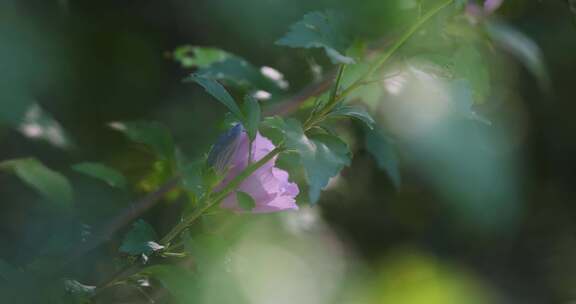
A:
1;0;576;303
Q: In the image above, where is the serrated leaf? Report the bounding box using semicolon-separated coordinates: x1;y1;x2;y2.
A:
109;121;175;161
172;46;231;68
276;11;354;64
365;128;401;188
187;74;244;120
265;117;351;203
485;20;549;90
329;105;375;129
120;220;163;255
0;158;73;207
242;95;261;141
72;162;127;189
236;191;256;211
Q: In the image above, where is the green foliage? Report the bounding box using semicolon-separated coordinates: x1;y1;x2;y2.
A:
453;45;491;103
364;129;401;188
72;162;127;189
172;46;230;68
110;121;176;161
120;219;164;255
328;105;375;129
276;11;354;64
142;265;199;304
0;158;73;207
187;74;244;120
242;95;261;141
236;191;256;211
263;117;351;203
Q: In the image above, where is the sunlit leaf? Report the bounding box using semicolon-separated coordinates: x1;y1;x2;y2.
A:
276;11;354;64
109;121;175;161
364;128;401;188
172;46;230;68
0;158;73;207
72;162;127;189
187;74;244;120
120;220;163;255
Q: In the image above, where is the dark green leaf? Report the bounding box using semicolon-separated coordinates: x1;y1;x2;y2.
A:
276;11;354;64
72;162;127;189
365;129;401;188
172;46;230;68
143;265;199;304
0;158;73;207
187;74;244;120
485;20;549;90
120;220;163;255
329;105;375;129
109;121;175;161
236;191;256;211
242;95;261;141
63;279;96;297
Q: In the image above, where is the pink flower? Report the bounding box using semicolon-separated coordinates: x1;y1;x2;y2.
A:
210;125;299;213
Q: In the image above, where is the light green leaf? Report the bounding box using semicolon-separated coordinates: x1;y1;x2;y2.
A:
0;158;73;207
187;74;244;120
119;220;163;255
264;117;351;203
453;45;491;103
276;11;354;64
172;46;230;68
365;128;401;188
242;95;261;141
485;20;549;90
236;191;256;211
72;162;127;189
329;105;375;129
109;121;175;161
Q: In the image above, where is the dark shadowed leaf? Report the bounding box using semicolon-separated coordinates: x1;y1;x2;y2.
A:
109;121;175;161
365;128;401;188
187;74;244;120
276;11;354;64
242;95;261;141
0;158;73;207
72;162;127;189
236;191;256;211
120;220;163;255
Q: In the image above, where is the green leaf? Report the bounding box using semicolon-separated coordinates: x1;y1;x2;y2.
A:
453;46;491;103
72;162;127;189
365;128;401;188
179;159;206;199
236;191;256;211
264;117;351;203
119;220;163;255
485;20;549;90
143;265;199;304
329;105;375;129
242;95;261;141
0;158;73;207
172;46;231;68
276;11;354;64
187;74;244;120
63;279;96;298
449;79;491;125
109;121;175;161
